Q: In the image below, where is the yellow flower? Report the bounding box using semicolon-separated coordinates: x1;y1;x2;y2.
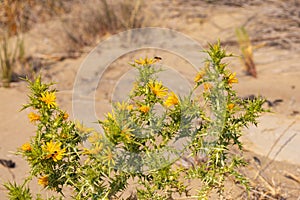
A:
139;105;150;113
40;92;57;108
135;57;157;65
63;112;69;120
38;175;48;187
148;81;168;98
42;140;66;162
194;70;205;83
227;103;235;110
126;104;134;111
203;83;212;91
164;92;179;107
28;112;40;123
227;72;238;86
21;143;32;151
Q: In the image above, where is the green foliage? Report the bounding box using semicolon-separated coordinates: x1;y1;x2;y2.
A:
5;42;265;199
4;181;32;200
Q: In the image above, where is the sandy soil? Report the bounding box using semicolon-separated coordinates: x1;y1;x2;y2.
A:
1;0;300;199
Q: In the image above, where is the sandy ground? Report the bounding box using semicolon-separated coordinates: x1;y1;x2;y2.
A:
1;0;300;199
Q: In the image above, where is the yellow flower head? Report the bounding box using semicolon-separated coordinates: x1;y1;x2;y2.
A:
203;83;212;91
227;103;235;110
42;140;66;162
21;142;32;152
63;112;69;120
194;70;206;83
164;92;179;107
135;57;157;65
148;81;168;98
40;92;57;108
126;104;134;111
139;105;150;113
38;175;48;187
227;72;238;86
28;112;40;123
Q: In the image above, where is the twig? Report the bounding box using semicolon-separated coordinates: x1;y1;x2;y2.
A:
174;196;199;200
271;133;297;163
250;189;279;200
259;121;296;173
283;171;300;184
33;52;82;62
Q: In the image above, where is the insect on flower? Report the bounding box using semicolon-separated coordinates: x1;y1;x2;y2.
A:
42;140;66;162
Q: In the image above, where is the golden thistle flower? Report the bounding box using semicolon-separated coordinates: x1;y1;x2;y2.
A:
134;57;157;65
227;103;235;110
21;142;32;152
63;112;69;120
126;104;134;111
148;81;168;98
164;92;179;107
203;83;212;91
194;70;205;83
227;72;238;86
139;105;150;113
40;92;57;108
38;175;49;187
28;112;40;123
42;140;66;162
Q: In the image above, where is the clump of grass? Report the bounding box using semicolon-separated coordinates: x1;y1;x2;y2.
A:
0;34;24;87
0;0;74;87
62;0;145;51
0;0;74;36
236;26;257;78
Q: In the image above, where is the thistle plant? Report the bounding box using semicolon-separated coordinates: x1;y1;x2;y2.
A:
5;42;265;199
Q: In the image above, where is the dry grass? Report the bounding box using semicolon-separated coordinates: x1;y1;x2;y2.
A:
0;0;73;36
61;0;146;52
0;0;75;86
0;34;25;87
236;27;257;78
